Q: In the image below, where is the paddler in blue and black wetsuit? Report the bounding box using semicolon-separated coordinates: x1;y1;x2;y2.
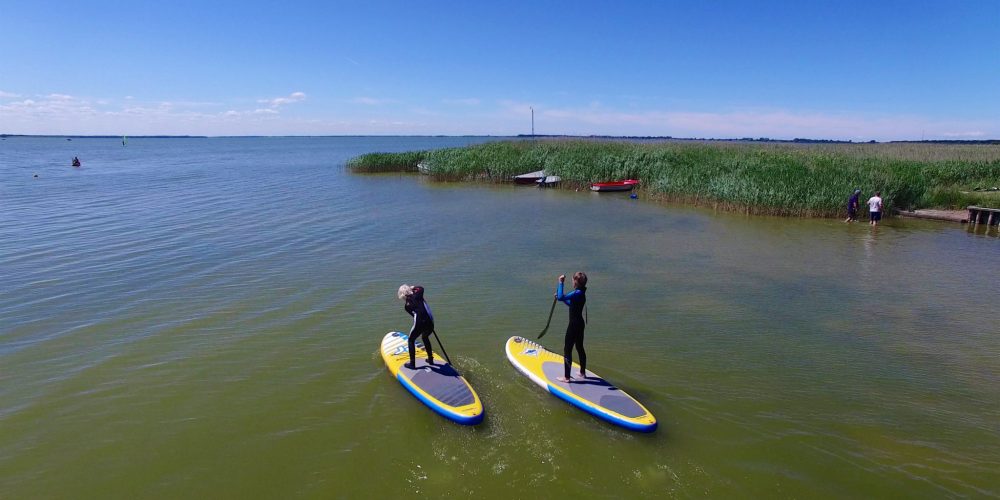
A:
401;284;435;369
555;272;588;383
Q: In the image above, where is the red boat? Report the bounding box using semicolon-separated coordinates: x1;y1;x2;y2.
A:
590;179;638;192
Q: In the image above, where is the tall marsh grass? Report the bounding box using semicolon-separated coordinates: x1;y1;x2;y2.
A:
347;140;1000;217
345;151;426;173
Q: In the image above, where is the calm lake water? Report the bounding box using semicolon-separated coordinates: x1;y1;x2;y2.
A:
2;136;998;498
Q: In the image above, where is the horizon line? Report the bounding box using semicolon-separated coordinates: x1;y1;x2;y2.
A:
2;133;999;144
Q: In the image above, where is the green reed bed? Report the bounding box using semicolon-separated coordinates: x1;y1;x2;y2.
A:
345;151;426;173
347;140;1000;217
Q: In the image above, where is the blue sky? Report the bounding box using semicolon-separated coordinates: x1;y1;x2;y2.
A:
2;0;998;139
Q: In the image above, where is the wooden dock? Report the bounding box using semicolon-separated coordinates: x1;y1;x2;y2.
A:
968;206;1000;226
896;209;967;223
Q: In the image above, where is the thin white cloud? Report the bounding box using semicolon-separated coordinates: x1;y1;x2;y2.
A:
219;108;280;117
258;91;306;108
352;96;392;106
514;103;1000;141
2;89;996;139
0;91;298;134
163;100;223;108
0;90;21;98
1;94;97;118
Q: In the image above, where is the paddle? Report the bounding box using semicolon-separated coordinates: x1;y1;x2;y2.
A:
537;297;558;339
431;330;453;365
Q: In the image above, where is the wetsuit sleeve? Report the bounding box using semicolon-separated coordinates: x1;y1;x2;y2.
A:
556;284;581;304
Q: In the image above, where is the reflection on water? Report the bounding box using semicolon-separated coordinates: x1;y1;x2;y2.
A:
966;222;1000;238
0;137;998;497
861;225;878;283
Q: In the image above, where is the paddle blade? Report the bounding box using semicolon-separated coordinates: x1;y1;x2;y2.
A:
537;298;558;339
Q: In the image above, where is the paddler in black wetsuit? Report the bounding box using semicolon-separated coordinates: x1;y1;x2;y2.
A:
400;284;435;369
555;272;588;382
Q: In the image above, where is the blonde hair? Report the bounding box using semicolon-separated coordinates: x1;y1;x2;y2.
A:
397;284;414;300
573;271;588;287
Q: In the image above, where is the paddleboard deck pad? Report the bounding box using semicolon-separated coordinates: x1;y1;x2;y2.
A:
505;336;657;432
380;331;484;425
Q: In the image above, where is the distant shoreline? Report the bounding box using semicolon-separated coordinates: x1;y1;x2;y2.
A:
347;139;1000;217
513;135;1000;145
2;133;998;144
0;134;501;139
0;134;208;139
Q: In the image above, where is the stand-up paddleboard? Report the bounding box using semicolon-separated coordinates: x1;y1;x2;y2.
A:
380;332;484;425
505;336;657;432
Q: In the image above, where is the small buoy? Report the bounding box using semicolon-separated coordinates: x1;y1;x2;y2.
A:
630;193;638;199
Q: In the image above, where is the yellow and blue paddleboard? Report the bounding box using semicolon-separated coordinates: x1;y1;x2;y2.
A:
505;336;657;432
380;332;484;425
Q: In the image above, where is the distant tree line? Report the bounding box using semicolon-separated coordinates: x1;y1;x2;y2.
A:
515;134;1000;145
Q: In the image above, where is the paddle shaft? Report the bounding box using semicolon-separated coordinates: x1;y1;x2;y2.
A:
415;298;451;365
431;330;452;365
537;297;558;339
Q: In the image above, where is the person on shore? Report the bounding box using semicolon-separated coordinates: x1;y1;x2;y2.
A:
867;191;883;226
555;272;588;383
71;156;81;167
398;284;434;369
845;189;862;222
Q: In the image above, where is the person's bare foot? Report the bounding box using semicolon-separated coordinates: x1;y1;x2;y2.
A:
556;376;572;383
578;371;588;379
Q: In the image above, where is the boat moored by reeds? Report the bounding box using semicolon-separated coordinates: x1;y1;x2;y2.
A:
537;175;560;188
514;169;546;184
590;179;638;192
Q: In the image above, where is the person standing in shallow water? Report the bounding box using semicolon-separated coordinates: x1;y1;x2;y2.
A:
867;191;884;226
555;272;587;383
398;284;434;369
845;189;862;222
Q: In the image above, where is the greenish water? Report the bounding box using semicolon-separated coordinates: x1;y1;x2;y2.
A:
2;137;998;498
